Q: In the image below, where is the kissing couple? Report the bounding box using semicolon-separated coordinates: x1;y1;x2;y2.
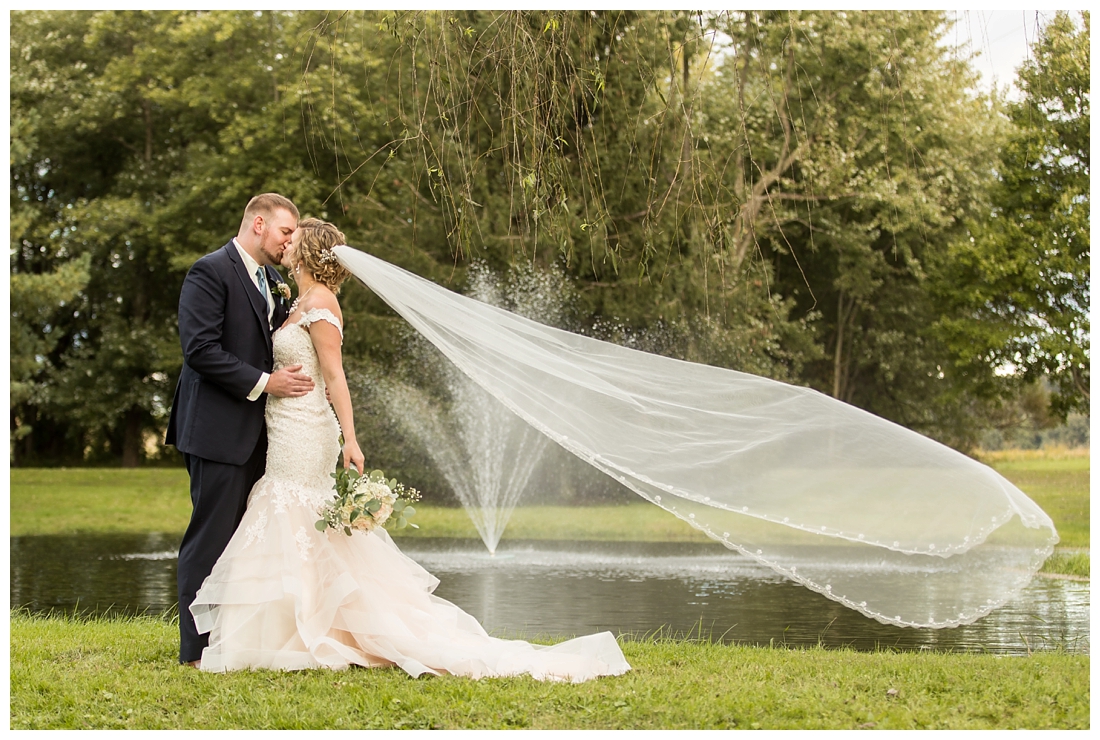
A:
165;193;630;681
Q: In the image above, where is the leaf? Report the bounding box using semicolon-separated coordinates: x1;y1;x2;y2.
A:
343;526;352;537
403;506;416;517
315;520;328;532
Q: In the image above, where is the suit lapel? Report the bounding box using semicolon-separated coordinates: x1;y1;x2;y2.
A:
225;243;274;349
267;267;290;330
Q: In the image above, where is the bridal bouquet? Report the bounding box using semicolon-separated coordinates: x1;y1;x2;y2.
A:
315;468;421;536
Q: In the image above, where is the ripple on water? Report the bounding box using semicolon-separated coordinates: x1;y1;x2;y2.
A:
8;534;1089;655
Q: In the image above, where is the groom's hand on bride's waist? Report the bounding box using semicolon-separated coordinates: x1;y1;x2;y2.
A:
264;364;314;398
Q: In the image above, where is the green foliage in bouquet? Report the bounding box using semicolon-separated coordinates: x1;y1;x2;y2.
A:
315;467;421;536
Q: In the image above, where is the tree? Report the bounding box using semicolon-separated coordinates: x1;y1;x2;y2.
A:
321;10;819;379
9;10;353;464
696;11;1004;445
934;11;1090;419
12;10;1064;468
9;254;89;455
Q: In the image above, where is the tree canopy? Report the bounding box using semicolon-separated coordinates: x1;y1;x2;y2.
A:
9;10;1089;473
933;11;1090;420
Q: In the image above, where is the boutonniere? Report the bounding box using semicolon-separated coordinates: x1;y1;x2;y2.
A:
273;281;292;302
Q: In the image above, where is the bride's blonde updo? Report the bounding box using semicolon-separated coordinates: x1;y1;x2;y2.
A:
292;218;351;294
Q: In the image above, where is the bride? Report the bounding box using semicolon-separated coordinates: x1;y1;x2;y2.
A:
189;218;630;681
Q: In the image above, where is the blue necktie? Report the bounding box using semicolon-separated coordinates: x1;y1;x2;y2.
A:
255;267;272;321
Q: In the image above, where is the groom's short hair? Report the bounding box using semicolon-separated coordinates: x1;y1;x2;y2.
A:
242;193;299;225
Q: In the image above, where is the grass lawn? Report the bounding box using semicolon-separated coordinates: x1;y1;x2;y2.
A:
976;449;1090;550
8;451;1089;576
9;468;194;537
9;612;1088;730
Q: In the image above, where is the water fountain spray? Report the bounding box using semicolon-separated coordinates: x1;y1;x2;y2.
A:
377;369;548;554
374;261;570;553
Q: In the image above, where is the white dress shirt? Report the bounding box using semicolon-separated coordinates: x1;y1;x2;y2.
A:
233;238;273;401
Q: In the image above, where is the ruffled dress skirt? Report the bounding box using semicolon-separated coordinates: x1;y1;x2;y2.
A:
190;476;629;681
190;321;629;681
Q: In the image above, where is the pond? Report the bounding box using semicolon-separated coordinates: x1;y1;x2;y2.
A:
10;533;1089;655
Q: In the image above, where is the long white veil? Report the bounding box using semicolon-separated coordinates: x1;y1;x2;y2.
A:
335;246;1058;629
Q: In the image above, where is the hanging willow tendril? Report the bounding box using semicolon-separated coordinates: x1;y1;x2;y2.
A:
300;11;759;283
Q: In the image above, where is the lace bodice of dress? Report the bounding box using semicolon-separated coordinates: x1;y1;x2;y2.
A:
272;308;343;382
261;308;344;505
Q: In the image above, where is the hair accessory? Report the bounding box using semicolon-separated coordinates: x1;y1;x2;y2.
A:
319;249;339;265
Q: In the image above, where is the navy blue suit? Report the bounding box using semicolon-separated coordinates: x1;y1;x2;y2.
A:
166;241;290;663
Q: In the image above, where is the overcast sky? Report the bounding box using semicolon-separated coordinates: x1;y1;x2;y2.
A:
945;10;1056;97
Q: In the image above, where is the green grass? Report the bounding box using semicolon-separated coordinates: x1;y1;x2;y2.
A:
977;451;1090;550
4;467;711;542
1038;551;1090;578
396;502;713;541
9;612;1088;730
8;468;193;537
9;451;1088;577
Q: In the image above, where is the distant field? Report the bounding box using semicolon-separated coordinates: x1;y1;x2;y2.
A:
9;450;1088;577
9;468;192;537
975;448;1090;550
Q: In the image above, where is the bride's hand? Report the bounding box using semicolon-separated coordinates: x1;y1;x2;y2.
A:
343;440;365;474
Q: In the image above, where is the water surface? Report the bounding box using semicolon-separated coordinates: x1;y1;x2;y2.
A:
10;533;1088;655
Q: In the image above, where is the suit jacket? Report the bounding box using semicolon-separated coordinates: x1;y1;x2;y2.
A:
166;242;291;465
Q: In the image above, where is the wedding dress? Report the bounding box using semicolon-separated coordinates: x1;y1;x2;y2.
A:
190;308;630;681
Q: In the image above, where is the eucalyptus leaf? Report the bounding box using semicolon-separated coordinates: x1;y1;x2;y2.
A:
314;520;327;532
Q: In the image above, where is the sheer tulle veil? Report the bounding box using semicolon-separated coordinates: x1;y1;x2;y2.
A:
335;246;1058;629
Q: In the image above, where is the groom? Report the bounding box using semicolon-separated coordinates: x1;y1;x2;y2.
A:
165;193;314;666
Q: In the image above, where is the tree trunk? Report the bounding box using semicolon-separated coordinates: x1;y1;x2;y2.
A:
827;288;844;398
121;406;143;468
1071;364;1090;402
